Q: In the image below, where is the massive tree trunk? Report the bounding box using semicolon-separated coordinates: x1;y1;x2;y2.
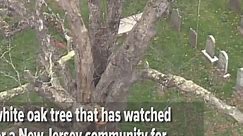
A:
44;0;169;131
53;0;170;105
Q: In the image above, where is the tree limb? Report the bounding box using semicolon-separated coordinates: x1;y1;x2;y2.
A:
57;0;94;102
32;83;74;108
88;0;107;86
0;0;27;17
0;83;30;102
4;17;35;37
87;0;123;86
106;0;123;46
88;0;102;34
57;50;75;66
143;68;243;124
41;5;75;92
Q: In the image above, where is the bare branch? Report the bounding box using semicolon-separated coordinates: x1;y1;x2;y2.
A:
0;83;29;102
33;83;74;108
0;49;76;105
38;3;75;92
87;0;107;86
42;11;73;51
23;0;74;107
0;0;27;17
106;0;123;45
88;0;123;86
3;17;35;38
143;68;243;124
57;50;75;66
23;69;75;109
0;43;21;86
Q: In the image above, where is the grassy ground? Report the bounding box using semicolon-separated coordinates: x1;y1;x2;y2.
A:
124;0;243;135
1;0;243;135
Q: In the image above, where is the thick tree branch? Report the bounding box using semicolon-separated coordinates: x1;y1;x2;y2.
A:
57;50;75;65
41;6;75;92
32;83;74;108
106;0;123;45
43;11;73;51
0;0;27;17
16;0;75;108
24;69;74;109
57;0;94;102
3;17;35;37
0;60;75;109
143;68;243;124
88;0;108;86
88;0;102;33
0;84;30;102
1;0;76;108
93;0;169;103
43;10;76;94
87;0;123;86
0;0;34;37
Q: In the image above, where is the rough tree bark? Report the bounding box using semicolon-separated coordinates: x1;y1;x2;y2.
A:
57;0;94;103
88;0;123;86
93;0;169;103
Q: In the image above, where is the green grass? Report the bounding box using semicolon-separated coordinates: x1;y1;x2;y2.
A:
124;0;243;135
1;0;243;135
142;0;243;100
0;28;39;90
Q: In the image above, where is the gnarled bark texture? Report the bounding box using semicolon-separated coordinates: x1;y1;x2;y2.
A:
143;68;243;124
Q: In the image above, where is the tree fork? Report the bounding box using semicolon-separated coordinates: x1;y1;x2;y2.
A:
93;0;170;103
